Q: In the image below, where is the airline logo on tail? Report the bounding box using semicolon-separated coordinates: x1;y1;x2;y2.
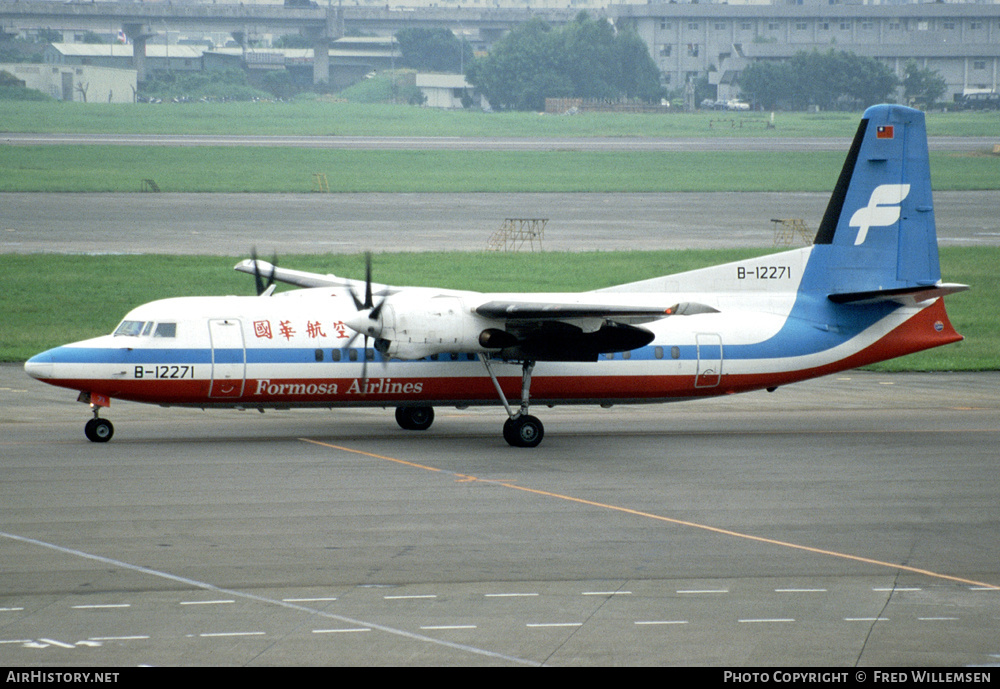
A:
849;184;910;245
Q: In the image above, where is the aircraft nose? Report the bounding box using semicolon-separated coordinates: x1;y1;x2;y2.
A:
24;351;53;380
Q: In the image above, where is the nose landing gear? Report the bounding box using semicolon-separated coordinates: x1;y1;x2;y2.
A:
79;392;114;443
84;414;114;443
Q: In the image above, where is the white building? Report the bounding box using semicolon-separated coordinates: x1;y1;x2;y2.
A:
614;3;1000;105
416;73;473;108
1;62;136;103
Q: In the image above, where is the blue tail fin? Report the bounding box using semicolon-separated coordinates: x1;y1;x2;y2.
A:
805;104;941;297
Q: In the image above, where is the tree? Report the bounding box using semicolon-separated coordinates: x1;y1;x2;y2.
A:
837;51;899;110
558;13;618;100
738;61;794;110
273;34;312;50
465;18;566;111
739;50;898;110
613;28;665;103
396;28;473;74
465;14;664;111
903;60;947;110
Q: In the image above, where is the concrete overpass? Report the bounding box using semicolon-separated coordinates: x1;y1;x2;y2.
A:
1;1;339;83
0;1;581;83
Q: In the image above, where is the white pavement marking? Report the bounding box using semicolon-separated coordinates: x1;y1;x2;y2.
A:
0;530;539;667
635;620;688;626
313;628;371;634
72;604;131;609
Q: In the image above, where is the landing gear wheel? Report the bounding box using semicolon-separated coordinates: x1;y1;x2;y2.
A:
395;405;434;431
503;415;544;448
84;418;114;443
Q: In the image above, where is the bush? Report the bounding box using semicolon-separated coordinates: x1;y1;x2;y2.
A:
140;68;271;102
0;85;53;101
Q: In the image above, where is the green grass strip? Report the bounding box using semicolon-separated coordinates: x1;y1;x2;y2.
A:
2;101;998;138
3;248;995;370
2;146;997;192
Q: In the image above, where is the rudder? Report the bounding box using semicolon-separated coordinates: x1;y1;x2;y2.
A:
807;104;940;296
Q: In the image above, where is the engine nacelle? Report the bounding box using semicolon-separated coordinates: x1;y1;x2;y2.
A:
376;296;504;360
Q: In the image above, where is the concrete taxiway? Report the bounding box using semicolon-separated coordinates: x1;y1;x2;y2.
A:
3;147;998;664
2;191;999;255
2;365;998;666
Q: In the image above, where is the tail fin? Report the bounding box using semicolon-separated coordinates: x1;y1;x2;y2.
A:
806;104;945;298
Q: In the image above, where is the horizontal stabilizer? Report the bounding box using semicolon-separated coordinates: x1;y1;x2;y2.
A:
828;283;969;306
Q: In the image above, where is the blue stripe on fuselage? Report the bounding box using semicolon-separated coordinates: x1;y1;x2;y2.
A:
38;308;890;370
40;346;212;365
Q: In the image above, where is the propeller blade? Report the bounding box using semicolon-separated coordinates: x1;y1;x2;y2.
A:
266;252;278;292
343;251;385;391
251;248;264;296
364;252;373;309
360;335;369;395
370;295;388;321
346;283;364;311
250;248;278;296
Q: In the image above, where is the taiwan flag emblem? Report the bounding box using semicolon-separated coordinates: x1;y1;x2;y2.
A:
876;125;894;139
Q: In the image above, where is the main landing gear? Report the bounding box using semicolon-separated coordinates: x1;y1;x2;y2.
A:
479;355;544;448
395;405;435;431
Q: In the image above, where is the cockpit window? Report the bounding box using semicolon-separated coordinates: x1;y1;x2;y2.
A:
141;322;155;336
154;323;177;338
114;320;146;337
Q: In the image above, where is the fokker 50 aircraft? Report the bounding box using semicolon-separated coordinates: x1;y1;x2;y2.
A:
25;104;967;447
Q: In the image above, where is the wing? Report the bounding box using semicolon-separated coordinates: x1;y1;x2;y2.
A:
233;259;395;295
475;301;675;324
472;300;715;362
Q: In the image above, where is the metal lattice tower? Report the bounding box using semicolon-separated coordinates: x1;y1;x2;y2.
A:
486;218;547;252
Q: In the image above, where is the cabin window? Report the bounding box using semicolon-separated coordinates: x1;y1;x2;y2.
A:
654;346;664;359
671;346;681;359
348;349;358;362
114;320;146;337
622;351;631;360
154;322;176;338
330;349;341;362
314;349;324;362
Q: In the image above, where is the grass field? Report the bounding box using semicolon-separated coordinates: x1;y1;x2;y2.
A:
2;100;998;138
2;248;994;370
3;102;997;193
2;147;998;193
3;101;996;370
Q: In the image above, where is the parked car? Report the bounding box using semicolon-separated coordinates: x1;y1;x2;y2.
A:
956;92;999;111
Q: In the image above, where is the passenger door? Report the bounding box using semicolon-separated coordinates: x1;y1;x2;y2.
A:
209;319;246;398
695;333;723;388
